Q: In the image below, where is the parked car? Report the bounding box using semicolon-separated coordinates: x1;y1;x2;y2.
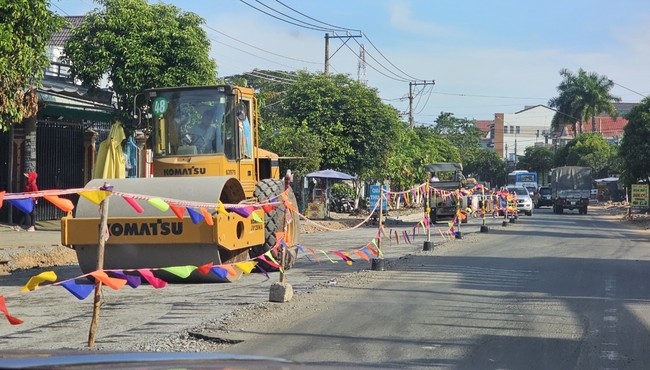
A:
537;186;553;207
526;186;539;208
505;185;534;216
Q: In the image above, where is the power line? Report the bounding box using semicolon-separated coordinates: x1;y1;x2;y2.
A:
610;80;647;98
361;32;422;81
209;37;301;70
241;0;418;84
338;37;409;82
239;0;335;32
431;91;548;100
252;0;347;33
247;70;296;83
416;85;434;115
274;0;361;33
203;24;320;65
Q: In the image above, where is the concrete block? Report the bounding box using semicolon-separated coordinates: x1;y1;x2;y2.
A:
269;281;293;303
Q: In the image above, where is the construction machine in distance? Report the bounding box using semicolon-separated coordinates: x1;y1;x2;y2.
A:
61;85;300;282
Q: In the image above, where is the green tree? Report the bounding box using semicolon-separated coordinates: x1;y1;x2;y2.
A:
62;0;216;117
516;146;554;185
432;112;483;166
386;126;460;190
464;148;507;188
548;68;620;136
278;72;403;182
619;97;650;185
554;133;615;178
0;0;63;131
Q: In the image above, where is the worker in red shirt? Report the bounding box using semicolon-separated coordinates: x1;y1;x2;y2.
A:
11;171;38;232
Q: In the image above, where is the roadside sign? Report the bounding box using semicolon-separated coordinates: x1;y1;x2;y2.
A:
631;184;649;207
369;185;388;211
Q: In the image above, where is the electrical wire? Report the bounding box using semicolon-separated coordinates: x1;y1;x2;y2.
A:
209;37;302;70
274;0;361;33
338;37;409;82
240;0;416;83
239;0;336;32
253;0;349;33
203;24;320;65
416;85;434;115
361;32;423;81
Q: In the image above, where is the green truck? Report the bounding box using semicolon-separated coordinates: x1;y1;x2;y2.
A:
550;166;592;214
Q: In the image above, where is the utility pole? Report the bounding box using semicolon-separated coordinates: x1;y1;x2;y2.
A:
408;80;435;128
324;32;362;75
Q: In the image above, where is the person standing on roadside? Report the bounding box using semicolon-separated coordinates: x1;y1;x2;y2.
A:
11;171;38;232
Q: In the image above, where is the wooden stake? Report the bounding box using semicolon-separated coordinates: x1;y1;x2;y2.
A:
88;186;110;348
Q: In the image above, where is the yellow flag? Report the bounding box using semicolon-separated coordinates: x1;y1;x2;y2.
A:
79;190;110;205
21;271;57;292
234;261;257;274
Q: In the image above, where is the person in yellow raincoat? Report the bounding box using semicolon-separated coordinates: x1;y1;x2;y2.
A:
93;122;126;179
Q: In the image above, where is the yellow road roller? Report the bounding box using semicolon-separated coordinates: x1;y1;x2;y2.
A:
61;85;300;282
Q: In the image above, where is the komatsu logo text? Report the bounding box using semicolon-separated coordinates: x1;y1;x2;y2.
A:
162;167;206;176
108;219;183;237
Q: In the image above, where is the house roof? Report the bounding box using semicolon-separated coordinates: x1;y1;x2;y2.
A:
563;116;628;138
475;120;491;133
49;16;85;47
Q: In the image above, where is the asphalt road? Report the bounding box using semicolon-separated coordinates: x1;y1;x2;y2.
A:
208;207;650;369
3;207;650;370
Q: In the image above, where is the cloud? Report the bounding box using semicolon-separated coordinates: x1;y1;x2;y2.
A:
386;0;460;39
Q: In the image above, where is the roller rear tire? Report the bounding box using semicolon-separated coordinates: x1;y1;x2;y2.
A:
250;179;300;272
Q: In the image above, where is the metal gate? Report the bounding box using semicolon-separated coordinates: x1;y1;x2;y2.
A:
35;121;86;220
0;130;11;222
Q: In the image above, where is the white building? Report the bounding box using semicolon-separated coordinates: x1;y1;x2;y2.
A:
501;105;555;161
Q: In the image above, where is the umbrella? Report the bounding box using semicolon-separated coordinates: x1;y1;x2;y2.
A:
93;122;126;179
305;170;355;218
305;169;356;180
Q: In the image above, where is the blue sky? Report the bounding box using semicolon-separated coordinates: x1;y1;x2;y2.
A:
51;0;650;124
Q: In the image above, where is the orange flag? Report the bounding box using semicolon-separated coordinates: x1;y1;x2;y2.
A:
90;271;127;290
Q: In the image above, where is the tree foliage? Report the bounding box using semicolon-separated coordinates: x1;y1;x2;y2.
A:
619;97;650;185
516;145;554;184
554;132;616;178
0;0;63;131
276;72;403;181
548;68;620;135
432;112;483;165
62;0;216;116
464;148;507;188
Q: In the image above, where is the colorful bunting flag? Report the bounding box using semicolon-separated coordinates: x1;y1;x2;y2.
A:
7;198;34;214
169;204;186;220
161;265;197;279
122;197;144;213
234;261;257;274
108;271;141;288
200;208;214;226
137;269;167;289
0;296;23;325
197;262;214;275
43;195;75;212
79;190;109;205
187;208;203;224
61;280;95;300
21;271;57;292
89;271;127;290
210;266;229;279
147;197;169;212
353;250;370;262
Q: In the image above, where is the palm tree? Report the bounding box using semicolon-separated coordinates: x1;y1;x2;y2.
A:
548;68;620;136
